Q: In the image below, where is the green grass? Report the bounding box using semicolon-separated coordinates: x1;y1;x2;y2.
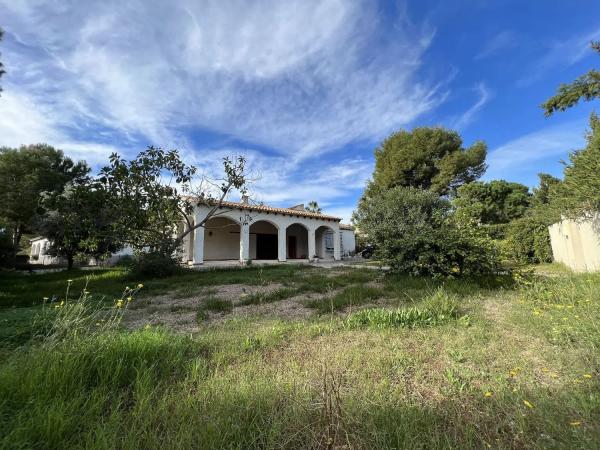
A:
344;288;461;329
0;264;311;309
238;287;299;306
306;284;385;313
0;266;599;448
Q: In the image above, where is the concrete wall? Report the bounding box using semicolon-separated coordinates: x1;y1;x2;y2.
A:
548;215;600;272
204;216;240;260
341;229;356;256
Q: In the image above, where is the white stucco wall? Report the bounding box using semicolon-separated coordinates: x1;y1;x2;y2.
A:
341;229;356;256
204;216;241;260
549;215;600;272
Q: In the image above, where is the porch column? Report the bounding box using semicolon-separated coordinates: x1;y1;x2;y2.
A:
192;225;204;265
333;229;341;260
278;226;287;262
240;222;250;263
308;227;316;261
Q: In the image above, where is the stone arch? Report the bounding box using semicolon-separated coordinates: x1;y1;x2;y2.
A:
315;224;335;259
286;223;309;259
249;220;279;260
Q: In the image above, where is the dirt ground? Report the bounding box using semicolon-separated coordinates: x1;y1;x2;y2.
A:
122;282;321;332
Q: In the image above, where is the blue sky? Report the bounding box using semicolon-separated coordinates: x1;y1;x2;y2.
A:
1;0;599;222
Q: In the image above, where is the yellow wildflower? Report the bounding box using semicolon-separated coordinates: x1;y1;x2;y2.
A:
144;324;151;330
541;367;549;373
127;296;133;302
583;374;592;379
570;421;582;427
523;400;534;409
484;391;492;397
533;310;541;316
137;283;144;288
116;299;124;308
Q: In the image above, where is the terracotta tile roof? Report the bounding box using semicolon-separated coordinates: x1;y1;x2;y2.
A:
193;198;342;221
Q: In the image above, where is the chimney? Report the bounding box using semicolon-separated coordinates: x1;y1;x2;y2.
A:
241;194;249;205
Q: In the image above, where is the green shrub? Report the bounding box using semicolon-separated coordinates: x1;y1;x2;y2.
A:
355;187;500;276
344;288;459;329
129;251;180;278
504;215;552;264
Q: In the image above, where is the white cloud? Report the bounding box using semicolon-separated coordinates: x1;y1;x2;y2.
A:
485;120;587;181
517;27;600;87
475;30;519;60
0;0;442;162
452;82;491;130
0;90;123;165
186;147;370;213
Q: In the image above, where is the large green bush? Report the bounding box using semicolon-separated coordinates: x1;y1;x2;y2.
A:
355;187;500;276
504;215;553;264
129;251;180;278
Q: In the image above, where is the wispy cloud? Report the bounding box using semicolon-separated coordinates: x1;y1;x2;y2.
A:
485;120;588;183
0;90;126;165
517;26;600;87
452;82;491;130
475;30;519;60
0;0;442;163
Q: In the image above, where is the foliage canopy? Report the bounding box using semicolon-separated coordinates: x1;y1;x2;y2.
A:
453;180;531;225
542;42;600;116
0;144;89;265
366;126;487;198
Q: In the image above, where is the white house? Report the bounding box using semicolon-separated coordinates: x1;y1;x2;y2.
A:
29;197;356;267
180;197;356;265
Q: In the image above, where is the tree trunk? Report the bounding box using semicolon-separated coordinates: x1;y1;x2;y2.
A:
11;223;21;268
67;254;74;270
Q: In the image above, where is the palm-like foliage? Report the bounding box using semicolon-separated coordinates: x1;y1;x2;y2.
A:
305;201;322;214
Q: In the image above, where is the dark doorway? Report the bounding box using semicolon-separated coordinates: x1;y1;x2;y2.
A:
288;236;297;259
256;233;278;259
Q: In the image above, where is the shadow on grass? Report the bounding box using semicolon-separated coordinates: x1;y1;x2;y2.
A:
0;328;596;449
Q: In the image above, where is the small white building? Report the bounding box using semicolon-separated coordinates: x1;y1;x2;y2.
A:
28;237;133;266
180;198;356;265
29;237;63;266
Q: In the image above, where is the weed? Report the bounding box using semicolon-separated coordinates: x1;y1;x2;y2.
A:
344;288;459;329
238;287;299;306
306;285;385;313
